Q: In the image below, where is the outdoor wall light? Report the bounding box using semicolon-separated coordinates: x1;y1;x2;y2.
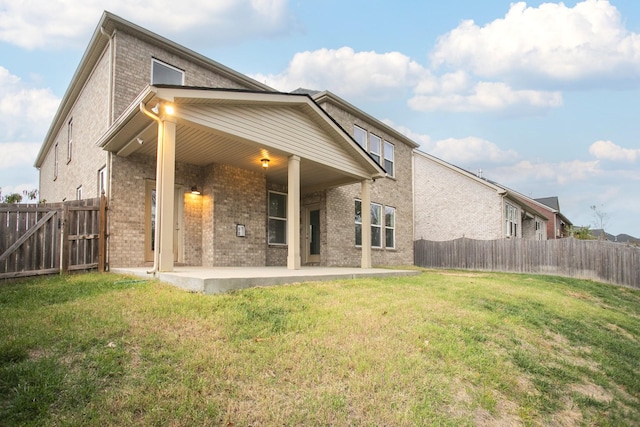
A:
190;186;200;195
164;104;175;115
261;158;270;169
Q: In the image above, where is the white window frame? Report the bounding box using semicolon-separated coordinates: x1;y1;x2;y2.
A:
384;140;394;177
76;185;82;201
385;206;396;249
67;118;73;163
354;125;367;149
355;199;363;247
151;58;185;85
355;199;385;249
54;143;59;181
535;219;543;241
98;166;107;196
268;191;287;245
505;203;518;237
369;134;381;164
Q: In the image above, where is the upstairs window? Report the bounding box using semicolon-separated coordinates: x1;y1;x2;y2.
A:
369;134;381;164
67;118;73;163
268;191;287;245
384;141;394;177
353;125;366;148
76;185;82;200
151;59;184;85
98;166;107;196
54;143;59;180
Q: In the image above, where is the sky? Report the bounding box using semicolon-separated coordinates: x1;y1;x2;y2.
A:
0;0;639;237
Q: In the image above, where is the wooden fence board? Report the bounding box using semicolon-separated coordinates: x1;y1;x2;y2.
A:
414;237;640;289
0;197;108;279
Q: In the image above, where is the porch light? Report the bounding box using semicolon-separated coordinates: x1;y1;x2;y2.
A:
164;104;175;115
190;186;200;195
261;158;270;169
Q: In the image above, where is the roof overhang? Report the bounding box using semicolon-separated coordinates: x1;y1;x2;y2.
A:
97;86;386;191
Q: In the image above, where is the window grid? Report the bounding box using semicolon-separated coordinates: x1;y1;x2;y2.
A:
354;125;367;148
268;191;287;245
505;203;518;237
385;206;396;249
67;118;73;163
355;199;395;249
369;134;381;164
384;140;394;177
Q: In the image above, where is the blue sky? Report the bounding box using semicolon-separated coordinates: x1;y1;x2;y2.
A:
1;0;639;237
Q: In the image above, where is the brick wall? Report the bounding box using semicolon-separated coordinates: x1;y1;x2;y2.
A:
414;152;504;241
319;101;415;267
39;47;111;202
210;164;266;266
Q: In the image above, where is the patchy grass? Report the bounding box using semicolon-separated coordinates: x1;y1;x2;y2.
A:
1;271;639;426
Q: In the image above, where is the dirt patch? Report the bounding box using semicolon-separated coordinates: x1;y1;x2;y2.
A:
571;383;613;403
550;396;583;427
473;397;522;427
605;323;637;342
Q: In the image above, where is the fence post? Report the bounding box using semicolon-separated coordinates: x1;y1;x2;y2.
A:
60;203;70;274
98;195;107;272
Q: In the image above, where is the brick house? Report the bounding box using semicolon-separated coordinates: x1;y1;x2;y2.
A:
413;150;548;241
34;11;415;271
520;196;573;239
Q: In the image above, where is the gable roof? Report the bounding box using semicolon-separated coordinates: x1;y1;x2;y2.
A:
96;85;386;189
35;11;272;168
414;149;549;220
535;196;560;211
310;90;420;149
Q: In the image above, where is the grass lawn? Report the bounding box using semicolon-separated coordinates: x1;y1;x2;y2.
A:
1;270;639;426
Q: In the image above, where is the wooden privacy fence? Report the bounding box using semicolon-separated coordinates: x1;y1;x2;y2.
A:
415;237;640;289
0;197;108;279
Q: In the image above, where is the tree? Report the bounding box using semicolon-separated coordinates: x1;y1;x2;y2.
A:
590;204;610;239
0;188;39;204
568;225;594;240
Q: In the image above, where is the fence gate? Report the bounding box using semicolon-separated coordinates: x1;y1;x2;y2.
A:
0;197;107;279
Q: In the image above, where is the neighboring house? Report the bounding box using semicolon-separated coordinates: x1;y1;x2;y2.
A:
531;196;573;239
34;12;414;271
413;150;548;241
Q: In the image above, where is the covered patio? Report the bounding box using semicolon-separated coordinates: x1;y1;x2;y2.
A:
111;266;420;294
98;85;387;272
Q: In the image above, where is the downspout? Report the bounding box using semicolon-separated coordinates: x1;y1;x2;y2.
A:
140;102;163;275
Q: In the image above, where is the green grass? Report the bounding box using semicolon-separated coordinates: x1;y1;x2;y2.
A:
1;271;639;426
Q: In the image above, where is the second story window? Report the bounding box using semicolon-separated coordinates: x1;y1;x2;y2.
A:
354;125;366;148
151;59;184;85
54;143;59;180
384;140;394;177
369;134;381;164
67;118;73;163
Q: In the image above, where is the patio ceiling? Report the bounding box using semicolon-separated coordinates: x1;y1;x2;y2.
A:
98;86;385;192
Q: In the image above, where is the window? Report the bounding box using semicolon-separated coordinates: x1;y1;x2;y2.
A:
76;185;82;200
505;203;518;237
354;125;366;148
268;191;287;245
384;141;394;177
385;206;395;249
535;219;543;241
151;58;184;85
355;200;363;246
369;134;381;164
67;118;73;163
371;203;382;248
98;166;107;196
54;143;59;180
355;200;388;249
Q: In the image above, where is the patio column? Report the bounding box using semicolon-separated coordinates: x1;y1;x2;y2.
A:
155;116;176;272
361;179;372;269
287;155;301;270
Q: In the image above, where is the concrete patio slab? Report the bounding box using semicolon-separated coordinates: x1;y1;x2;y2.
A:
110;266;420;294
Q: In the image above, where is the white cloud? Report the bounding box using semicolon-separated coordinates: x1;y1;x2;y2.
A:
0;142;41;169
409;81;562;113
0;67;60;140
492;159;603;185
430;0;640;85
430;137;520;164
253;47;427;98
589;140;640;162
0;0;295;49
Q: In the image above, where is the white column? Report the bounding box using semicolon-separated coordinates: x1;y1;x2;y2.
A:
361;179;372;269
287;155;301;270
157;118;176;272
